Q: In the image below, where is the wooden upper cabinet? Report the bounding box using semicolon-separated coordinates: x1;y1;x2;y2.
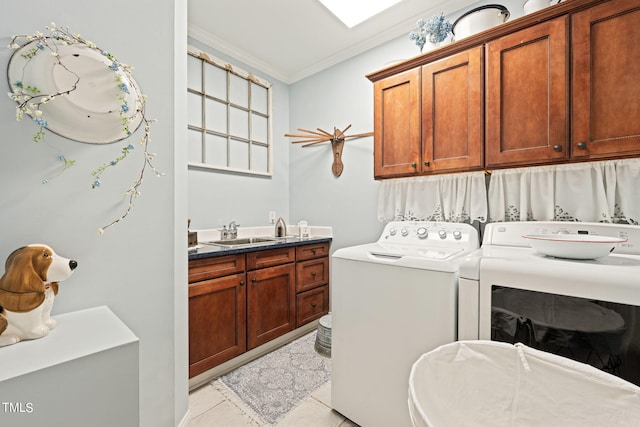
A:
373;68;421;178
422;46;483;173
485;16;569;168
572;0;640;159
369;0;640;177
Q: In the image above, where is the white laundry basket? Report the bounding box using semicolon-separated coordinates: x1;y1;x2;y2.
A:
408;340;640;427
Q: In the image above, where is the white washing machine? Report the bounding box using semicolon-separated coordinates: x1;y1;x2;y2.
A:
331;221;479;427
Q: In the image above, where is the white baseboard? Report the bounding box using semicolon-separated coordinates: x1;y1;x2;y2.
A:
177;408;191;427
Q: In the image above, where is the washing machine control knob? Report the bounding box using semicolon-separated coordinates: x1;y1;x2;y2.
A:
389;227;397;236
438;229;447;239
453;230;462;240
401;228;409;237
416;227;428;239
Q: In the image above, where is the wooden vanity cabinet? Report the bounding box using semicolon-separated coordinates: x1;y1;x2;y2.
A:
485;16;569;168
295;242;330;327
188;254;246;378
571;0;640;160
188;240;331;377
246;248;296;350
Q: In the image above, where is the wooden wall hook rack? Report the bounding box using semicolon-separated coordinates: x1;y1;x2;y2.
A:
285;124;373;177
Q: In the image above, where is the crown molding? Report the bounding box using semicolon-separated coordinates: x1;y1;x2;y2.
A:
187;0;479;85
188;25;291;83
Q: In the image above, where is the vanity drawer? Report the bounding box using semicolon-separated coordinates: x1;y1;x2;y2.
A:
188;254;245;283
296;285;329;327
296;257;329;292
247;247;295;270
296;242;329;261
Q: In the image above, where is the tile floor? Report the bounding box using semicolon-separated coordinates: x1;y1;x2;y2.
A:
188;380;360;426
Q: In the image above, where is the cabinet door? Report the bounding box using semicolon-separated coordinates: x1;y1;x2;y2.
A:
188;273;246;378
485;16;569;168
373;68;421;178
421;46;483;173
572;0;640;159
247;263;296;350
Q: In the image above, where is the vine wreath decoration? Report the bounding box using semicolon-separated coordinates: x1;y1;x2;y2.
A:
7;23;164;233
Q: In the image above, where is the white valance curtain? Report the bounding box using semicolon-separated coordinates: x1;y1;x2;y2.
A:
377;159;640;225
377;172;487;223
488;159;640;224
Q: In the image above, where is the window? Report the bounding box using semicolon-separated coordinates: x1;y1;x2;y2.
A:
187;46;272;176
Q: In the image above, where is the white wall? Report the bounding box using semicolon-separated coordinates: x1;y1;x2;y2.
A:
0;1;188;426
173;1;190;425
288;35;416;251
186;38;291;230
289;0;524;252
186;1;526;251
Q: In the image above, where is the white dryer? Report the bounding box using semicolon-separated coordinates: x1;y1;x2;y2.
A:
331;221;479;427
458;221;640;388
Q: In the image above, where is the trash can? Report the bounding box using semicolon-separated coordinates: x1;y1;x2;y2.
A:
408;340;640;427
314;314;331;358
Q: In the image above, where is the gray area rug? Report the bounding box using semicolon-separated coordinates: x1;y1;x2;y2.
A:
216;331;331;425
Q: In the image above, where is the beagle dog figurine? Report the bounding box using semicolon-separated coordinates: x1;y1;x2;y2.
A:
0;244;77;347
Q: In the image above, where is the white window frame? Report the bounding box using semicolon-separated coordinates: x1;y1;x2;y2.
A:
187;45;273;176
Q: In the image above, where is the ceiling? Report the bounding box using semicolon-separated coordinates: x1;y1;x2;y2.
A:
188;0;477;84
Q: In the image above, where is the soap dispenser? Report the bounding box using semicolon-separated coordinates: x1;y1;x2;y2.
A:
275;217;287;238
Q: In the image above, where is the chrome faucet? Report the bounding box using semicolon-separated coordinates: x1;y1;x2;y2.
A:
228;221;240;239
218;221;240;240
218;225;229;240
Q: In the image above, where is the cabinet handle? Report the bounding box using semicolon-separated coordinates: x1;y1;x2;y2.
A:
312;303;317;308
577;142;587;149
424;161;430;167
311;271;317;277
410;162;417;168
240;280;245;286
312;249;316;255
252;277;257;283
553;145;562;152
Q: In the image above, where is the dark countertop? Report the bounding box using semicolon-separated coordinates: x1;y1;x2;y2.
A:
188;236;332;261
